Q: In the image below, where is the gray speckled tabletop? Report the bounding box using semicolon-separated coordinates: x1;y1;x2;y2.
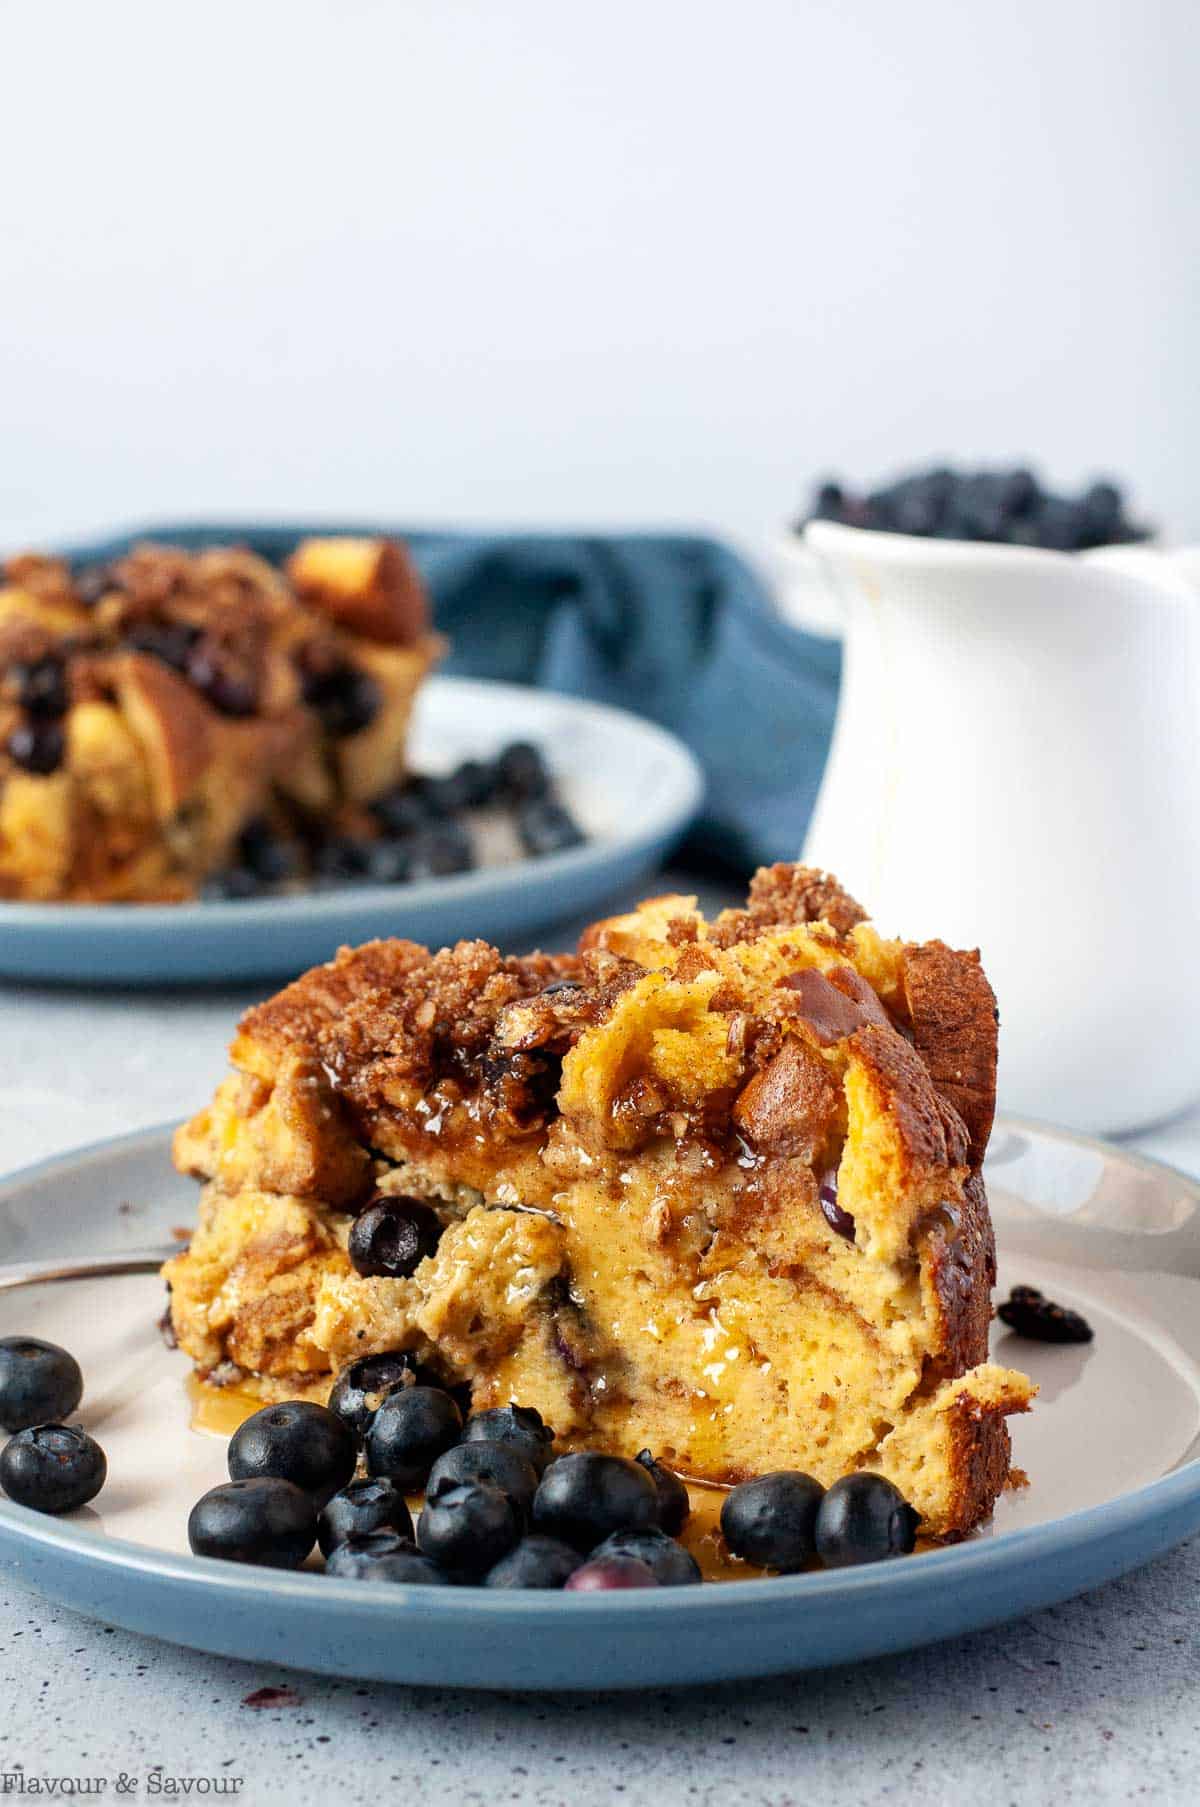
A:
3;874;1200;1806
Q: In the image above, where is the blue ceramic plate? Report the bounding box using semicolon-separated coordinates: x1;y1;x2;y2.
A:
0;1120;1198;1688
0;677;703;985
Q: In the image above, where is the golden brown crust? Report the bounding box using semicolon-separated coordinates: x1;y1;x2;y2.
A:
903;941;999;1166
847;1022;971;1174
286;537;430;646
711;864;868;946
923;1172;997;1382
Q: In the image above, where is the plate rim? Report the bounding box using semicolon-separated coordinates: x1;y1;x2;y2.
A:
0;674;705;933
2;1115;1199;1625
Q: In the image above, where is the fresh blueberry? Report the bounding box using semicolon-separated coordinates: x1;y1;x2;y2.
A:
446;759;499;809
371;783;433;838
312;835;373;885
0;1423;106;1515
495;742;550;802
200;867;261;901
0;1338;84;1433
317;1478;413;1556
634;1449;689;1535
516;799;585;858
348;1197;442;1279
426;1441;539;1522
483;1534;584;1589
818;1170;856;1241
324;1532;449;1584
187;1477;316;1567
720;1471;825;1571
6;718;65;775
590;1527;701;1586
417;1479;521;1576
461;1404;554;1476
227;1401;357;1508
564;1555;659;1591
365;1386;463;1490
328;1351;442;1441
812;1473;920;1567
532;1452;659;1551
364;839;412;885
12;657;68;717
406;824;474;880
237;818;297;886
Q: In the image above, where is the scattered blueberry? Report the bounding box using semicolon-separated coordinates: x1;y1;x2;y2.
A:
318;1478;413;1556
372;783;433;838
634;1449;690;1535
188;1477;316;1568
227;1401;357;1508
200;867;261;901
517;799;585;858
997;1284;1093;1343
591;1527;701;1586
0;1338;84;1433
406;823;474;880
532;1452;660;1551
328;1351;441;1441
348;1197;443;1279
812;1473;920;1567
312;835;373;885
495;741;550;801
483;1534;584;1590
426;1441;539;1523
237;818;298;885
0;1423;106;1515
365;1386;463;1489
325;1533;449;1584
720;1471;825;1571
564;1555;659;1591
417;1479;522;1576
6;717;65;775
364;839;412;885
461;1404;555;1476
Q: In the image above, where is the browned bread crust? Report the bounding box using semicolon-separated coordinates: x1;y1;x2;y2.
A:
903;941;999;1165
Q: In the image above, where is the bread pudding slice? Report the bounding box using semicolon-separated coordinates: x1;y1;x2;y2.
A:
0;537;441;901
165;865;1034;1539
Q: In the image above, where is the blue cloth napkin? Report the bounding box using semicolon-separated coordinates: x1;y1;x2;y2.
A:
66;523;841;875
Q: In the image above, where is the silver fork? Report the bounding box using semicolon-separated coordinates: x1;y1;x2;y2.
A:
0;1246;180;1293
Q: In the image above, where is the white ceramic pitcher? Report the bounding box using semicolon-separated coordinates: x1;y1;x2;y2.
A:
801;521;1200;1136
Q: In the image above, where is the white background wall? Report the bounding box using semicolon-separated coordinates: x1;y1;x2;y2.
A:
2;0;1196;560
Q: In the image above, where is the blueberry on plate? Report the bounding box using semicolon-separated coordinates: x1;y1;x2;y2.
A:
365;1386;463;1490
483;1534;584;1590
495;741;550;802
813;1473;920;1567
187;1478;316;1568
328;1350;442;1441
227;1401;357;1508
406;824;475;881
0;1423;106;1515
325;1532;449;1584
0;1337;84;1433
372;783;433;839
720;1471;825;1571
364;839;412;886
426;1441;539;1522
348;1197;442;1279
516;799;585;858
564;1555;659;1591
634;1449;690;1535
13;656;68;717
312;835;373;885
591;1526;701;1586
417;1479;521;1577
200;867;261;902
532;1452;660;1551
318;1477;414;1557
460;1404;554;1476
